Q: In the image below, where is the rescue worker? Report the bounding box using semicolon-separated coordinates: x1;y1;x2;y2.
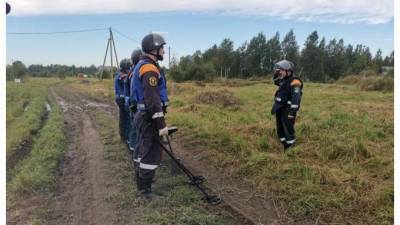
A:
126;48;142;153
114;59;131;142
123;59;133;148
271;59;303;151
132;33;169;199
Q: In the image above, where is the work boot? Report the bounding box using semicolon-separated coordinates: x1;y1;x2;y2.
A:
284;143;295;151
139;188;164;200
137;178;164;200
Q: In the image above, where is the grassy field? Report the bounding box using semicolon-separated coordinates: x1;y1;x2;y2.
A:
7;78;66;224
7;77;393;224
67;77;393;224
166;79;393;224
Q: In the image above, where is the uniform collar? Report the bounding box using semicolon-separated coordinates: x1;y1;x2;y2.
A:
141;55;160;68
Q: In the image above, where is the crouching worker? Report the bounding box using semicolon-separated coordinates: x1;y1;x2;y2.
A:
132;33;169;200
114;59;131;143
271;59;303;151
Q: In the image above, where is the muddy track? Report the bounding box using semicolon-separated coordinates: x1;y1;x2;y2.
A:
50;86;120;225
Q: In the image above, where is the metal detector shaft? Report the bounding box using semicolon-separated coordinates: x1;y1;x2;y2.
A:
157;138;216;198
156;127;222;205
158;139;198;180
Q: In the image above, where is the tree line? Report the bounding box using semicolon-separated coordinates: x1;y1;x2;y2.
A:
6;29;394;83
169;30;394;82
6;63;102;81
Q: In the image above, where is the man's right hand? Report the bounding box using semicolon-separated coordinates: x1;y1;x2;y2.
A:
129;104;137;113
159;127;169;136
115;97;124;106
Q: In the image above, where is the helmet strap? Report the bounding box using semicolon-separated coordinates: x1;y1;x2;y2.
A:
148;50;163;61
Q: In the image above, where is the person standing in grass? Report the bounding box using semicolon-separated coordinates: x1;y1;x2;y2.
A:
271;59;303;151
126;49;142;154
114;59;131;143
132;33;169;200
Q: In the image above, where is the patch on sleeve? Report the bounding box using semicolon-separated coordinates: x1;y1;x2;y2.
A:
149;76;158;86
290;79;302;86
139;64;160;77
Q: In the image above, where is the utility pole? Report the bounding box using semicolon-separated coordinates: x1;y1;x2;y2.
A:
168;46;171;69
100;27;119;79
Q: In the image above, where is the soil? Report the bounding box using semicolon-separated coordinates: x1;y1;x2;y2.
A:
49;86;120;225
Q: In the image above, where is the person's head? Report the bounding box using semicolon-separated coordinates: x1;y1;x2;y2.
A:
119;59;131;73
131;48;142;66
274;59;294;78
141;33;166;61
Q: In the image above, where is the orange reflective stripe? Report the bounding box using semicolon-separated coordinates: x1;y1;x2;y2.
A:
290;79;302;86
139;64;159;77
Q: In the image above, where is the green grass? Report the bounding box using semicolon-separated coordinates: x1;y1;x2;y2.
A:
7;93;66;195
7;78;66;224
69;77;115;103
91;109;232;225
67;77;393;224
6;78;59;161
166;80;393;224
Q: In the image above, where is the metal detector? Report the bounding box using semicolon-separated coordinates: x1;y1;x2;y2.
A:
158;127;222;205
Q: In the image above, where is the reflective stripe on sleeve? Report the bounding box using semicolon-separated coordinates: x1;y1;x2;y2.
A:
290;104;299;109
152;112;164;119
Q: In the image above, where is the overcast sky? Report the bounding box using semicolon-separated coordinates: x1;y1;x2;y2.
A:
6;0;394;66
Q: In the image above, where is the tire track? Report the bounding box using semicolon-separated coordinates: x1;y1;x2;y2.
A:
50;87;119;225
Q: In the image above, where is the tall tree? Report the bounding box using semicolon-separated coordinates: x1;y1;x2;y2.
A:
265;32;282;73
215;38;234;78
324;38;346;80
352;45;372;74
12;61;27;79
373;49;384;73
300;31;324;82
245;32;267;76
281;29;299;68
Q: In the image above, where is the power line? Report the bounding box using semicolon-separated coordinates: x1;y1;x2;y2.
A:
112;28;140;43
7;27;108;35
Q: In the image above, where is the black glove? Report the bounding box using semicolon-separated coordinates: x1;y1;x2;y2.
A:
273;70;281;86
115;97;124;106
129;104;137;113
162;105;168;114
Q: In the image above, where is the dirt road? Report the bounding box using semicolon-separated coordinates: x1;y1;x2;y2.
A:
50;86;119;225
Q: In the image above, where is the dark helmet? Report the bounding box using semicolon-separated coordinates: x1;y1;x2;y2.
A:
142;33;166;52
119;58;131;72
131;48;142;65
275;59;294;71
